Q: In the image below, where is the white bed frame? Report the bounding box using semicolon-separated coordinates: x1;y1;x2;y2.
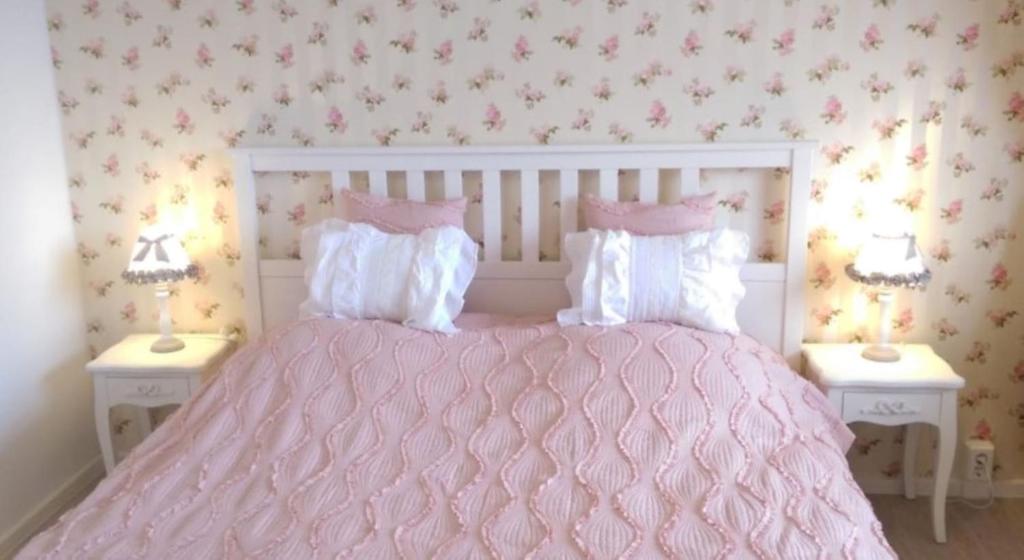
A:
230;143;814;365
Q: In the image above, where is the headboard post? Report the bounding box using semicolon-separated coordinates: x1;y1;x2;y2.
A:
783;145;813;367
231;151;264;339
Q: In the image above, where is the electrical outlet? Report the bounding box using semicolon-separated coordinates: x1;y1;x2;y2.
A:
963;438;995;485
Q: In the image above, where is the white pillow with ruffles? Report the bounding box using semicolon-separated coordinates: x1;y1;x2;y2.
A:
557;228;749;333
300;219;477;333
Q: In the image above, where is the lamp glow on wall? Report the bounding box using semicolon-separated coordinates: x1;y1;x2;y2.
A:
845;232;931;362
122;224;197;353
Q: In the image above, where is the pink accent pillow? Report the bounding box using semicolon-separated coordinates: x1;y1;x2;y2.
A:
582;192;716;235
339;189;467;233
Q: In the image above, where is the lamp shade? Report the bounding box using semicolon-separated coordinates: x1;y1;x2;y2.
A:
122;225;198;285
845;232;931;289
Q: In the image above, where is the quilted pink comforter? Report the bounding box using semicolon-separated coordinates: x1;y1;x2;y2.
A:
21;318;894;559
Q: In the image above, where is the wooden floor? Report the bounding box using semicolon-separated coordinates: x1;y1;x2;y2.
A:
869;495;1024;559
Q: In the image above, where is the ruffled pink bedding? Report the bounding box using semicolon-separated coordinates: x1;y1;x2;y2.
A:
20;318;894;559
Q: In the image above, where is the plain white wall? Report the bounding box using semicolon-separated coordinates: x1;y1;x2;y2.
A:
0;0;97;547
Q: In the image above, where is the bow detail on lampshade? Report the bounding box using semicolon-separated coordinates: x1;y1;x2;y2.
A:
132;234;173;263
122;225;199;285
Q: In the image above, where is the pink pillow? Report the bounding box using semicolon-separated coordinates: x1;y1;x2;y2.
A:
339;189;467;233
582;192;716;235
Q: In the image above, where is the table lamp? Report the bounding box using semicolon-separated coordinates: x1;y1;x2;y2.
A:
122;225;198;353
845;232;931;362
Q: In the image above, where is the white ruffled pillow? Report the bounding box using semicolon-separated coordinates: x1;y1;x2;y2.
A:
557;228;749;333
300;219;477;333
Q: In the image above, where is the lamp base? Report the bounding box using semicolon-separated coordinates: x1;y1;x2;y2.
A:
150;336;185;353
862;344;901;362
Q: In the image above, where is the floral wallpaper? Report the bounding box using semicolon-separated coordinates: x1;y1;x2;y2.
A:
46;0;1024;482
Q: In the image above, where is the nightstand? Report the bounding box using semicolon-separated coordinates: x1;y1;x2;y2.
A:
88;333;234;474
801;343;964;544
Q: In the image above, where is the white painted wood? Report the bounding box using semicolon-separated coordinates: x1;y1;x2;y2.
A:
736;280;785;352
801;343;965;544
933;390;957;543
255;259;305;277
330;171;349;216
93;378;113;473
482;169;501;263
252;152;792;172
784;146;813;368
840;391;941;426
231;153;264;339
134;406;153;438
599;168;617;200
238;142;811;157
259;276;309;330
801;344;964;390
904;424;922;499
443;169;463;199
239;143;805;172
406;170;426;201
559;169;578;249
87;334;235;474
680;167;700;196
638;168;658;202
230;142;816;361
107;377;190;407
368;170;387;196
520;169;540;262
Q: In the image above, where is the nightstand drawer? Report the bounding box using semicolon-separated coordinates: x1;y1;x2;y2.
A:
842;391;941;425
106;376;190;405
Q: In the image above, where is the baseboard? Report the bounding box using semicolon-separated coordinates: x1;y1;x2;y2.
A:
857;475;1024;499
0;457;103;560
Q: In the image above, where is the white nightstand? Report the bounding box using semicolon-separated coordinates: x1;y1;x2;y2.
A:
87;333;235;474
802;343;965;544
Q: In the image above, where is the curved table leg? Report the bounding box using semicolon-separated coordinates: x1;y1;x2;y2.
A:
94;381;114;475
903;423;921;499
932;391;957;543
135;405;153;438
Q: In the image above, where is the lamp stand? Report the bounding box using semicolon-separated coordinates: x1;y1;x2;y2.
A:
863;289;900;362
151;281;185;353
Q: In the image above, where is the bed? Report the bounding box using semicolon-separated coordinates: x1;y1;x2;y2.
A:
19;144;896;559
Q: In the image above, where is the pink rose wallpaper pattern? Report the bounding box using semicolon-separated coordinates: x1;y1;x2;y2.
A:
46;0;1024;482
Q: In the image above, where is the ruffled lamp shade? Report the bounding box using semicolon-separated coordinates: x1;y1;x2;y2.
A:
845;233;931;289
123;226;197;285
845;233;931;362
122;225;198;352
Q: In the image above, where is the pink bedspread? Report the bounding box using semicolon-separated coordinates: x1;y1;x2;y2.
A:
21;318;894;559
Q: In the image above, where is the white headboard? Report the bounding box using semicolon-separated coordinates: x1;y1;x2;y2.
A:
230;143;814;364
